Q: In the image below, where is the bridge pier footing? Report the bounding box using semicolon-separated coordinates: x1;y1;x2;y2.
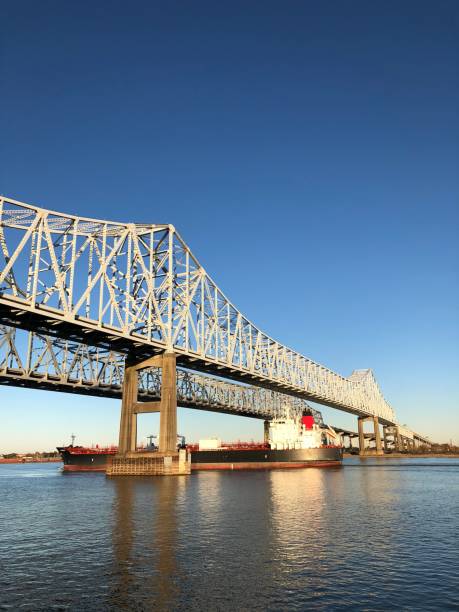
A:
112;352;190;476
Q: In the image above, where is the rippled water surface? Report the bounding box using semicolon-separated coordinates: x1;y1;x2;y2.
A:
1;458;458;610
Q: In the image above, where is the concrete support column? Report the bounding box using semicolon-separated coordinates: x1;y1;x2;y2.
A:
159;352;177;453
264;420;270;444
358;417;366;455
394;427;402;452
118;365;139;454
373;416;383;454
358;416;384;456
130;412;138;452
118;352;177;456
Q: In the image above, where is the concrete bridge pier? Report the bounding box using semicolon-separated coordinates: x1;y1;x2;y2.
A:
373;416;383;454
394;428;402;452
118;352;178;454
358;416;384;456
158;353;178;453
118;363;139;454
383;425;402;452
108;352;190;476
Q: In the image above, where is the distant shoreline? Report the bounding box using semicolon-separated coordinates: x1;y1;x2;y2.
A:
0;458;61;464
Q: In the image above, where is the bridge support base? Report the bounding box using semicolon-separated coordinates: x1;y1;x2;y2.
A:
358;416;384;456
107;449;190;476
114;352;186;476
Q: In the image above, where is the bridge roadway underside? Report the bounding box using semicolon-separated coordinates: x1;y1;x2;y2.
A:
0;302;395;426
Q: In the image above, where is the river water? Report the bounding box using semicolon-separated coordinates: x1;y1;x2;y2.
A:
1;458;458;611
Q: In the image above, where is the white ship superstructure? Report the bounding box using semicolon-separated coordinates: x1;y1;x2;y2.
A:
268;413;341;450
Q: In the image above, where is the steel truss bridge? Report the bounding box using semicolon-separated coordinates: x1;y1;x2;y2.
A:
0;197;397;425
0;325;323;423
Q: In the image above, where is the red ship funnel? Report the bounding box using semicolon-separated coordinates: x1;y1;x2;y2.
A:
302;415;315;430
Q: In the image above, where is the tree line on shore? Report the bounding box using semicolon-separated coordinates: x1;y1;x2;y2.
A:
1;451;60;459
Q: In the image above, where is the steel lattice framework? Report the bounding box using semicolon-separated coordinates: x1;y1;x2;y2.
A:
0;325;323;422
0;197;395;424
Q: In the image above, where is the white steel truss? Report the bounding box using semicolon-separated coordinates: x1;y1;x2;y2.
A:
0;196;396;423
0;325;323;422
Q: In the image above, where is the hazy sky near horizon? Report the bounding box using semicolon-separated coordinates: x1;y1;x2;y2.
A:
1;0;458;452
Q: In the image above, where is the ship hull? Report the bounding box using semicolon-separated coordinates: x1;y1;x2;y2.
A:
57;447;115;472
191;447;342;470
57;446;342;472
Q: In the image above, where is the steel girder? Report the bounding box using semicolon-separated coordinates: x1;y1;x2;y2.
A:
0;325;324;422
0;197;396;424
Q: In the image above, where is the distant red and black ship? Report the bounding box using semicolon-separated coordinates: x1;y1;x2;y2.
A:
57;445;118;471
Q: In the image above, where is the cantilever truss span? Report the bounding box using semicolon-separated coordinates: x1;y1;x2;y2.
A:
0;326;324;423
0;197;396;424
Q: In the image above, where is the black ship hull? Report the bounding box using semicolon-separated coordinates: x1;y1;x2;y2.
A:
57;447;116;471
57;446;342;471
191;447;342;469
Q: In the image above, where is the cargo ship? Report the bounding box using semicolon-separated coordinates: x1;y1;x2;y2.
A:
57;414;343;472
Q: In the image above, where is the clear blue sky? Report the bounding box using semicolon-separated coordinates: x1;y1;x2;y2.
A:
1;0;458;452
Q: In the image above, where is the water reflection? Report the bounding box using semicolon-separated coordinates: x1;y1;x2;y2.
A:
347;459;411;564
182;471;280;607
110;478;135;608
106;464;443;609
110;476;184;609
268;468;339;604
